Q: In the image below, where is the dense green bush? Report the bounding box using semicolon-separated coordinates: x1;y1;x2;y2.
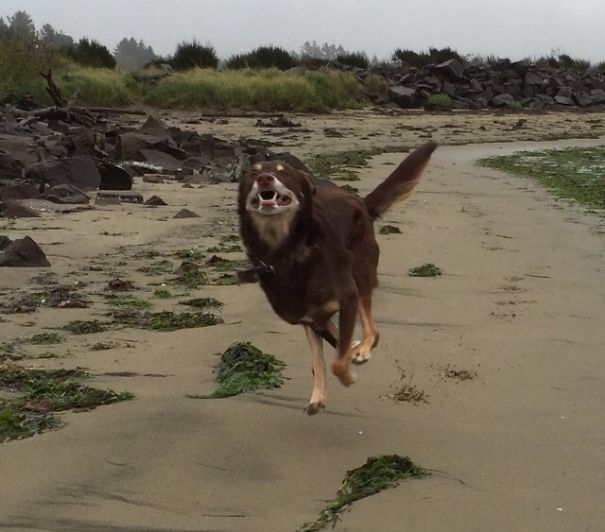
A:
67;38;116;69
392;47;464;67
337;51;369;69
171;40;218;70
226;46;296;70
0;34;69;99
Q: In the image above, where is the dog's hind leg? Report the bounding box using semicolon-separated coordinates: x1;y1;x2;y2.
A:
304;325;327;415
331;290;359;386
352;295;380;365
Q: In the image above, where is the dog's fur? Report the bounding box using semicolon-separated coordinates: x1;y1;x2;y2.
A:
238;143;437;414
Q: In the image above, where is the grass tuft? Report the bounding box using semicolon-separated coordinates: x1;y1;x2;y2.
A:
145;68;361;112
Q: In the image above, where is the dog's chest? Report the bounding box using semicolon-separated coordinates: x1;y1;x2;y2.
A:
258;262;338;325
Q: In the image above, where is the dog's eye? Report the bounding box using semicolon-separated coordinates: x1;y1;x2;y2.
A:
276;163;284;172
253;163;263;171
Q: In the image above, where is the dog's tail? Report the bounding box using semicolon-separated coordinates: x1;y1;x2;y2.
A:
363;142;437;220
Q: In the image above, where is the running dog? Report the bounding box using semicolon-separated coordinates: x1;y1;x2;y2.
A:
238;142;437;414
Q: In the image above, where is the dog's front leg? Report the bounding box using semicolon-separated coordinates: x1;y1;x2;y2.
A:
331;289;359;386
304;325;326;415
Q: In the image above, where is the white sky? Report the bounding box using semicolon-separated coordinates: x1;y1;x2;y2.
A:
3;0;605;63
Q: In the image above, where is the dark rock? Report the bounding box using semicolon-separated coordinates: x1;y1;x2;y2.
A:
0;236;50;267
96;190;144;204
139;149;183;171
97;161;133;190
3;198;90;215
524;71;544;86
144;195;167;206
0;181;40;201
573;92;593;107
25;157;101;191
0;134;41;166
491;93;516;107
555;87;575;106
255;115;302;128
142;175;166;184
435;59;465;80
0;149;24;179
174;208;200;219
389;86;417;108
0;235;11;250
42;184;90;204
62;126;98;157
590;89;605;104
1;200;41;218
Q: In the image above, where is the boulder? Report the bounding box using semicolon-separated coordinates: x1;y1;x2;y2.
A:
25;157;101;191
554;87;575;106
42;184;90;204
0;181;40;201
491;93;516;107
590;89;605;104
0;149;24;179
435;59;465;80
97;161;133;190
96;190;144;204
174;208;200;219
0;134;41;166
144;195;168;206
0;236;50;267
389;86;417;108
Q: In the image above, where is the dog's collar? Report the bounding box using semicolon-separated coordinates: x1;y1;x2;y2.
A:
236;260;276;284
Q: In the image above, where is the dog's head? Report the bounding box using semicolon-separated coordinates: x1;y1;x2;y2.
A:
240;160;315;215
238;160;316;249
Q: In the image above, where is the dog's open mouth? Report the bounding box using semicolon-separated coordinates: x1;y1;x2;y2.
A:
249;188;295;213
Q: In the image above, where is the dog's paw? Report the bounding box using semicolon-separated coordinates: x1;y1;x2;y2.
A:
332;365;358;387
304;402;325;416
351;340;372;365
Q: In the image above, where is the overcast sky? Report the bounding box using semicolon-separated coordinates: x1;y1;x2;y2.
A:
3;0;605;63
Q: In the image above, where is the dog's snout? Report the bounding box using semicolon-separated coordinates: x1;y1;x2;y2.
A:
256;174;275;187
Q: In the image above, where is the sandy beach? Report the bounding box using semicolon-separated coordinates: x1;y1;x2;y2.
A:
1;110;604;532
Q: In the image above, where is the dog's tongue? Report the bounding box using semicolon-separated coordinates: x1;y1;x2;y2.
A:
259;199;277;209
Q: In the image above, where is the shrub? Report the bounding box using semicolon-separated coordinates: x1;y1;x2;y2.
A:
425;93;452;110
337;51;369;69
67;38;115;69
0;34;70;99
172;40;218;70
363;73;389;100
226;45;296;70
392;47;464;67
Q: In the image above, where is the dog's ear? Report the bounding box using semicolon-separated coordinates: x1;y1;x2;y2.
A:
299;171;316;197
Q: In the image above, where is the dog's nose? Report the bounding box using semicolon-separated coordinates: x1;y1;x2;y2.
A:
256;174;275;187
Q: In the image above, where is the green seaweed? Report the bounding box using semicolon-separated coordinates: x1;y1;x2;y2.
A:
379;225;402;235
480;146;605;213
190;341;285;399
63;320;107;335
300;455;429;531
0;366;133;443
111;309;223;331
408;263;442;277
179;297;224;309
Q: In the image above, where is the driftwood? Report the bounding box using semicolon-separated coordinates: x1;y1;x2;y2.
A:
24;70;145;128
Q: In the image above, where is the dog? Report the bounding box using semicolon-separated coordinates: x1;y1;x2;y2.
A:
238;142;437;414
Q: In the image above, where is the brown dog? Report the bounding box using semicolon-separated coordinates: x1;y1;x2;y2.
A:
238;142;437;414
